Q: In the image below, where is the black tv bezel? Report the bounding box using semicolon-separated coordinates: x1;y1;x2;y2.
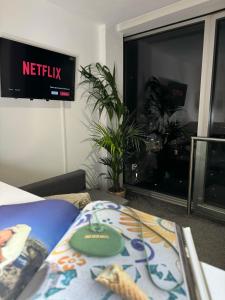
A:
0;37;76;101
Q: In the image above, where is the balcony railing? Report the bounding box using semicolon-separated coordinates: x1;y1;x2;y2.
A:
188;136;225;216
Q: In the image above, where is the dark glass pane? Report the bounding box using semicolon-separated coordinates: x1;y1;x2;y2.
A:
205;142;225;209
124;23;204;198
205;18;225;208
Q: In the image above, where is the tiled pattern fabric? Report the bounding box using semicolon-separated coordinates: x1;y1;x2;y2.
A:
32;201;188;300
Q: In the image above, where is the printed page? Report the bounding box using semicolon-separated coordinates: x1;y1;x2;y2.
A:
0;199;79;300
23;201;192;300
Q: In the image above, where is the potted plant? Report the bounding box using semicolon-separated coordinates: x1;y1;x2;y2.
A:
80;63;142;195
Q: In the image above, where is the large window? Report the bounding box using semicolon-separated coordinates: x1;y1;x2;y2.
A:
124;22;204;199
123;10;225;221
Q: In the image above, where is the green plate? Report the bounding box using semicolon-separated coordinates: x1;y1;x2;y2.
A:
69;224;124;257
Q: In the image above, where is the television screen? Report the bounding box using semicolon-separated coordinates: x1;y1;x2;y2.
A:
0;38;75;101
159;77;187;111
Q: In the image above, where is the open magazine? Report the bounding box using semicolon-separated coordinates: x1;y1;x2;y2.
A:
0;199;79;300
0;200;203;300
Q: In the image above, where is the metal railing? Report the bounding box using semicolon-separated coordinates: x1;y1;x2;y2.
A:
187;136;225;215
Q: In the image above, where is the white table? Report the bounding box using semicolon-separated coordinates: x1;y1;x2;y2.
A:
202;262;225;300
0;181;224;299
0;181;43;205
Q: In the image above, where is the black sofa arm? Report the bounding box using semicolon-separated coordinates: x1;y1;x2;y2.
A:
20;169;86;197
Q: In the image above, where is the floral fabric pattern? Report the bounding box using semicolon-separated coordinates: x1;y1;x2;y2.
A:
31;201;188;300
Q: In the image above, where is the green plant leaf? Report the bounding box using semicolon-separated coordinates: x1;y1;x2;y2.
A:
79;63;143;192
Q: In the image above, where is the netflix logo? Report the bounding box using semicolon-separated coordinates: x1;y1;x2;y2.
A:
22;61;61;80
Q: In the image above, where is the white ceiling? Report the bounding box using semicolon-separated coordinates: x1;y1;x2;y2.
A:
48;0;180;25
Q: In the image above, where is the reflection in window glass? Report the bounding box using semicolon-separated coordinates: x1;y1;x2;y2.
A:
124;23;204;198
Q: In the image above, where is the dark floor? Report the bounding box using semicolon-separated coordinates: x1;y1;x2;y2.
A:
127;191;225;271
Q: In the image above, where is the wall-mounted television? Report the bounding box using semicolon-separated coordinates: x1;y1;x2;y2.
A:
159;77;187;111
0;38;76;101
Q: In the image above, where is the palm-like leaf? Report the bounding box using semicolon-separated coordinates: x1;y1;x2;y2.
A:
144;77;183;119
80;63;124;121
90;120;143;191
80;63;143;191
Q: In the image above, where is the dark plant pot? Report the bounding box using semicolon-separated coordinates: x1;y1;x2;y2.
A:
108;188;125;198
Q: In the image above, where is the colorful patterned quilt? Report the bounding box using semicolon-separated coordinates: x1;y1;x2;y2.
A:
31;201;189;300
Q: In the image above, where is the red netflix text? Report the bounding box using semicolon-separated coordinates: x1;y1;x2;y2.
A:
22;61;61;80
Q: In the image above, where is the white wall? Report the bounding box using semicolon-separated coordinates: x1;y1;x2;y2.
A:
0;0;100;186
105;25;123;96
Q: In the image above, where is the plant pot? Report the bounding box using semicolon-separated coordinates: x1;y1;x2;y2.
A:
108;188;125;198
